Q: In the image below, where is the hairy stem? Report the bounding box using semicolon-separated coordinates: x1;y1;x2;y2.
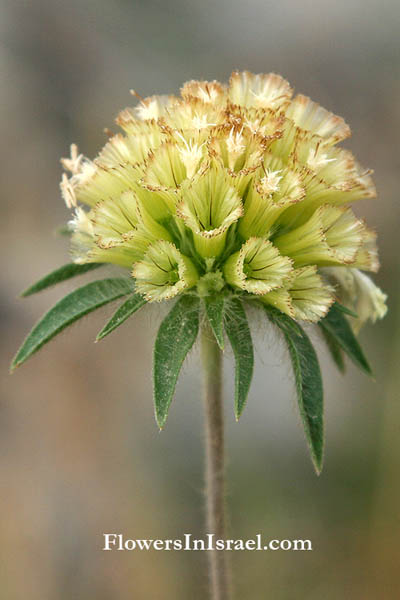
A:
201;323;232;600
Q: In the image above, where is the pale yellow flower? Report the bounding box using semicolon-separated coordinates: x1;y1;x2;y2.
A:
60;71;386;325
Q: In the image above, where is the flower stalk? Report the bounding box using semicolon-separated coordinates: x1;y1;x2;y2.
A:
201;322;232;600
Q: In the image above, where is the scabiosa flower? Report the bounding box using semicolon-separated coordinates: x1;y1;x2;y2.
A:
59;71;385;327
13;71;387;474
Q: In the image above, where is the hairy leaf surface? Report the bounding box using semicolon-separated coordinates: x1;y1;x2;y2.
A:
319;303;371;375
11;278;134;370
204;295;225;350
153;296;200;428
265;306;324;473
225;298;254;419
97;294;146;341
21;263;102;297
320;326;345;373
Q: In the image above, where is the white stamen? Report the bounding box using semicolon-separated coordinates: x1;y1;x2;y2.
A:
60;173;77;208
250;88;280;107
61;144;84;175
136;100;159;121
307;149;337;171
176;132;204;178
259;169;283;195
243;115;261;134
226;127;245;157
192;112;216;129
69;207;93;235
198;88;218;103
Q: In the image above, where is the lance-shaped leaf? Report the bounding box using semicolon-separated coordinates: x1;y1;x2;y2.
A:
96;293;146;341
333;302;358;318
21;262;102;297
204;295;225;350
11;278;134;370
224;298;254;419
265;306;324;474
320;326;345;374
153;296;200;428
318;302;372;375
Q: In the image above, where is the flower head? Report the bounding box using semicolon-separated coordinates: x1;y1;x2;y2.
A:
60;71;386;324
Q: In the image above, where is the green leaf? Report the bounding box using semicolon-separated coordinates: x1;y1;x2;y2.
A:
224;298;254;419
320;326;345;373
96;293;146;341
333;303;358;318
153;296;200;428
263;305;300;335
204;295;225;350
11;278;134;371
265;307;324;474
21;263;102;297
319;303;372;375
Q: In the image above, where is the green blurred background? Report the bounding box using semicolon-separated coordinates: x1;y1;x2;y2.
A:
1;0;399;598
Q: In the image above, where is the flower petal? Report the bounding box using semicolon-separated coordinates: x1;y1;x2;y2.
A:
229;70;293;111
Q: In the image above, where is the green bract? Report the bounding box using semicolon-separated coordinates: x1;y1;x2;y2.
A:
12;71;388;472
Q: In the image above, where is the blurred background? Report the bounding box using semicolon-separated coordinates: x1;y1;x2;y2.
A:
1;0;399;598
